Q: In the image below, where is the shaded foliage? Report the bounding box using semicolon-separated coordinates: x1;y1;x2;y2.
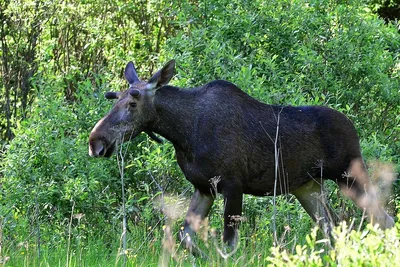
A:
369;0;400;22
0;0;43;140
0;0;177;142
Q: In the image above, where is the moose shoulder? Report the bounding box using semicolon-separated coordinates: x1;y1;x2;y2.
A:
89;60;394;250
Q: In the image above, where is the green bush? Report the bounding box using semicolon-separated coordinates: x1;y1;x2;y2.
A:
0;76;184;247
268;220;400;266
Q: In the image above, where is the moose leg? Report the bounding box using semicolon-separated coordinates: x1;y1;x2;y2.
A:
180;189;214;250
222;190;243;248
337;159;394;229
293;180;337;235
339;181;394;228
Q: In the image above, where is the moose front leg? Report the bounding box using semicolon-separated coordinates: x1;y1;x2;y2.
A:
223;190;243;248
180;189;214;250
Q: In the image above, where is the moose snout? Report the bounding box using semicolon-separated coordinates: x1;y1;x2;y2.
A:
89;135;116;158
89;139;106;157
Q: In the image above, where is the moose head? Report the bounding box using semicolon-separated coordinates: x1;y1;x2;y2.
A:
88;60;175;157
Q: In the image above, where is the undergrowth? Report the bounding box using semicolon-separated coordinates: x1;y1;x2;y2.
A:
1;204;399;266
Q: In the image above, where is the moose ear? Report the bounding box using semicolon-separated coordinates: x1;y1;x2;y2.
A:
105;92;120;99
124;61;140;85
147;60;175;90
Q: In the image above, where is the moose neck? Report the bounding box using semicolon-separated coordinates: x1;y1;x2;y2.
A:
151;86;196;151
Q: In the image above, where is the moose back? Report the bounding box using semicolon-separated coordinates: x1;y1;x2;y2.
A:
89;60;394;249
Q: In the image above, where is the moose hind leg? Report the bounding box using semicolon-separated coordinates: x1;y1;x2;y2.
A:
293;179;337;235
180;189;214;251
337;159;394;229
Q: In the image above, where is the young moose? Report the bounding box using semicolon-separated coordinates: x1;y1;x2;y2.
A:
89;60;394;250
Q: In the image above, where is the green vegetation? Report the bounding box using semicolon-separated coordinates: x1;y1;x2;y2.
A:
1;0;399;266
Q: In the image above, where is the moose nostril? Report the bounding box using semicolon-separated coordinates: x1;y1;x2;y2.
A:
98;146;106;156
94;141;106;157
89;140;106;157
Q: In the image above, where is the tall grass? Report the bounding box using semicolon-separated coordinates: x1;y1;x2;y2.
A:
2;212;399;266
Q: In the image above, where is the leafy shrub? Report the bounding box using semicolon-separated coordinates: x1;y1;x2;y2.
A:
268;221;400;266
0;75;184;247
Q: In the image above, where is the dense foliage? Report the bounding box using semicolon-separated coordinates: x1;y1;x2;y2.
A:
1;0;399;265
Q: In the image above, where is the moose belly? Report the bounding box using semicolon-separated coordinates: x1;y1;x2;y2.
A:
243;174;313;196
243;159;323;197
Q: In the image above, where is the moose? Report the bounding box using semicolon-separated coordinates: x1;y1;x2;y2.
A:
89;60;394;250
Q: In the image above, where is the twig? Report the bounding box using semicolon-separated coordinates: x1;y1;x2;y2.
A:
116;134;129;267
66;201;75;267
35;183;41;262
272;108;283;245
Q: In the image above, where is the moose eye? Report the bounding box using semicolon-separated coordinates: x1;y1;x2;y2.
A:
129;102;137;108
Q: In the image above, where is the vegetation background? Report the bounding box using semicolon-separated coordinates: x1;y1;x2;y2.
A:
1;0;399;266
